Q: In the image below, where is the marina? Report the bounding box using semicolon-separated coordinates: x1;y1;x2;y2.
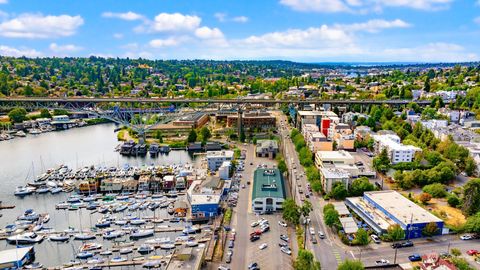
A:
0;124;212;268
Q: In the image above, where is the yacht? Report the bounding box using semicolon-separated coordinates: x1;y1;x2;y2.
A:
129;229;154;240
145;237;171;245
80;242;103;252
137;244;154;255
15;131;26;137
95;219;111;228
73;233;96;241
7;232;44;245
129;218;146;226
36;186;50;194
102;230;125;240
50;187;63;194
159;243;175;250
14;186;35;196
17;209;39;221
49;233;70;242
76;251;94;259
186;240;199;247
29;129;42;135
110;256;127;263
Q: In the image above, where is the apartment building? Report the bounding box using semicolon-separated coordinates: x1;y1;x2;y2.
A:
372;134;421;164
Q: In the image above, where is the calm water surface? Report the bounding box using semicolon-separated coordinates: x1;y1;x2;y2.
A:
0;123;198;267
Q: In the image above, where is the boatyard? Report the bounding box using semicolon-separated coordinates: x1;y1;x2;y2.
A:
0;124;223;269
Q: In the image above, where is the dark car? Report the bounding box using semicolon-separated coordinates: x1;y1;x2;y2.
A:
408;254;422;262
228;240;234;248
250;235;260;242
278;242;288;248
391;240;414;249
248;262;259;270
280;234;289;242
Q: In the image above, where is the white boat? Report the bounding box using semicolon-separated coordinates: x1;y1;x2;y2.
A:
129;229;154;239
159;243;176;249
29;129;42;135
152;218;164;224
110;256;127;263
18;209;39;221
130;218;146;225
36;186;50;194
137;244;154;255
114;220;127;226
99;250;113;256
42;214;50;223
73;233;96;241
15;131;26;137
7;232;44;245
186;240;199;247
50;187;63;194
24;262;43;269
87;257;104;265
119;247;133;254
76;251;94;259
103;230;125;240
145;237;171;245
49;233;70;242
80;242;103;252
14;186;35;196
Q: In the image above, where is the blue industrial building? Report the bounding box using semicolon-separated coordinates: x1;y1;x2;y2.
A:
0;246;35;269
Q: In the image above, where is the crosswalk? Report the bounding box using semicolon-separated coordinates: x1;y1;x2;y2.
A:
333;249;343;264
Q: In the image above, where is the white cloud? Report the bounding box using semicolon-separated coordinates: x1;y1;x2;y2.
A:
0;45;42;57
49;43;83;53
0;0;7;4
336;19;411;33
195;26;225;39
113;33;124;39
214;12;227;22
232;16;249;23
121;43;139;50
149;37;184;48
279;0;453;13
475;17;480;24
214;13;249;23
0;13;84;38
102;11;145;21
144;13;201;33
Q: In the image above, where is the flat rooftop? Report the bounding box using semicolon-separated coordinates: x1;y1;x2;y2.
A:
206;150;234;159
0;246;32;264
364;190;443;226
298;110;337;117
252;168;286;200
320;167;350;179
316;150;354;161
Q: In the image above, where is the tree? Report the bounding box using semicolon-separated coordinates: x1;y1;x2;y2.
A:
187;129;197;143
277;159;287;174
447;194;460;207
422;183;447;198
39;108;51;119
299;201;313;248
240;128;246;143
451;248;461;257
200;126;211;142
462;178;480;216
419;193;432;204
282;199;300;226
294;249;321;270
387;224;405;241
373;149;390;172
422;222;439;237
465;157;477;177
324;207;340;227
330;182;348;200
349;177;375;197
354;228;370;246
337;259;364;270
8;107;27;123
464;212;480;234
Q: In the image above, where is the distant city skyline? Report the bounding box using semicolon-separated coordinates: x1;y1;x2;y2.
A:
0;0;480;62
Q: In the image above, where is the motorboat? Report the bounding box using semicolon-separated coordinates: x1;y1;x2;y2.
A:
110;256;127;263
186;240;199;247
151;218;164;224
42;214;50;223
119;247;133;255
82;195;96;202
76;251;94;259
130;218;146;226
130;229;154;240
182;226;201;235
80;242;103;252
24;262;43;269
29;129;42;135
36;186;50;194
15;131;26;137
114;219;127;226
102;230;125;240
3;224;17;234
142;260;162;269
50;187;63;194
14;186;35;196
147;202;160;210
99;250;113;256
67;195;82;203
18;209;39;221
7;232;44;245
137;244;154;255
32;222;44;232
113;204;127;213
55;202;69;209
159;243;175;250
87;257;104;265
74;233;96;241
145;237;171;245
95;219;111;228
49;233;71;242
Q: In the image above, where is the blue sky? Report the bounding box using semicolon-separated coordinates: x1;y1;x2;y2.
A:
0;0;479;62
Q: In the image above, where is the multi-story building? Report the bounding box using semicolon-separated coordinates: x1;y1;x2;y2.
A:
307;132;333;152
227;111;276;130
372;134;421;164
255;140;279;159
206;150;234;171
251;168;286;213
320;168;351;193
187;180;222;220
315;150;355;169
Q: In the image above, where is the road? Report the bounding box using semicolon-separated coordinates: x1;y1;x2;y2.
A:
275;111;346;269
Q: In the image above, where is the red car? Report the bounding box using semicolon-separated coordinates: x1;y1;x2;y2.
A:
467;249;478;256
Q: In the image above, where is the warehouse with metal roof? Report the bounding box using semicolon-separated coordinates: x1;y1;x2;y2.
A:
252;168;286;213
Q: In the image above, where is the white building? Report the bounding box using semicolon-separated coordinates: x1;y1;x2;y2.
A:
218;161;231;180
206;150;234;171
372;134;421;164
320;167;351;193
315;150;355;168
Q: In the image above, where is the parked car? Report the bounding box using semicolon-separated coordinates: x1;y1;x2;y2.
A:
391;240;414;249
318;231;325;239
278;221;287;227
371;234;381;244
467;249;479;256
228;240;234;248
460;234;473;240
311;236;317;244
250;235;260;242
251;221;259;227
309;227;315;235
408;254;422;262
248;262;259;270
218;266;230;270
259;243;268;250
280;234;289;242
375;259;390;266
278;242;288;248
280;247;292;255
